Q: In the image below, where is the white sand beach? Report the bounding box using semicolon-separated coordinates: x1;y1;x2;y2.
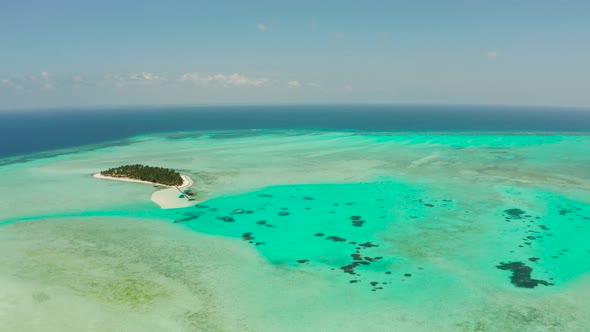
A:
93;173;197;209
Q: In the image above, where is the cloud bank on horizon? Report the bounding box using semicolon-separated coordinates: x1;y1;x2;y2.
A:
1;0;590;109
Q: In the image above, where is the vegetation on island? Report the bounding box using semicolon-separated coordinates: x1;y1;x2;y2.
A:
100;164;183;186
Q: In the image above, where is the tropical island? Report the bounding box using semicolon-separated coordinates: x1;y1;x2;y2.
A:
93;164;196;209
99;164;184;186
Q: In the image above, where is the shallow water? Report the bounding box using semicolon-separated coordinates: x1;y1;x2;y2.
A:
1;130;590;331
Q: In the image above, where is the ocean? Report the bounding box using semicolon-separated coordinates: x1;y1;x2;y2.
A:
1;104;589;158
0;105;589;331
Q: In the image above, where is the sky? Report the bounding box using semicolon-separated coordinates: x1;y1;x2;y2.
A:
1;0;590;110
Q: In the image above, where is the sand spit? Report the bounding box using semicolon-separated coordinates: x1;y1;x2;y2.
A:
93;173;197;209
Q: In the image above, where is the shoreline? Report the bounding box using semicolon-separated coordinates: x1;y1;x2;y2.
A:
93;173;192;189
93;173;198;209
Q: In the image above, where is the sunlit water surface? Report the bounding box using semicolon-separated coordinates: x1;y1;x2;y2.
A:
1;131;589;331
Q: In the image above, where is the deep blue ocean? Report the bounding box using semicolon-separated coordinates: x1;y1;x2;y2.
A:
1;104;589;158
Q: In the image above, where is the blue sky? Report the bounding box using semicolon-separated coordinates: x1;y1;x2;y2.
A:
1;0;589;109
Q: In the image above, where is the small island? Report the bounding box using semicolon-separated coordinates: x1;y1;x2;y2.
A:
94;164;196;209
100;164;183;186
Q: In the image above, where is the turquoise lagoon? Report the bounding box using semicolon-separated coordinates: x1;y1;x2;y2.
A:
1;131;589;331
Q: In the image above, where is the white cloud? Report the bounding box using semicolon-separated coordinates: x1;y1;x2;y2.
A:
179;72;269;87
227;73;269;86
178;72;208;85
0;72;55;90
103;74;126;88
105;72;167;87
39;71;54;89
3;70;271;91
256;22;268;31
486;51;499;58
207;73;269;86
70;75;95;87
1;78;23;90
129;72;167;83
287;80;301;88
208;73;228;83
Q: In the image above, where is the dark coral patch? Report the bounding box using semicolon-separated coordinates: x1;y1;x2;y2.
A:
352;220;366;227
325;236;347;242
340;261;367;275
504;208;526;219
173;215;200;223
351;253;363;261
496;262;551;288
359;242;378;248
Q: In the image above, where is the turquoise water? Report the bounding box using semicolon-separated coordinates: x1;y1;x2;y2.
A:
1;131;590;331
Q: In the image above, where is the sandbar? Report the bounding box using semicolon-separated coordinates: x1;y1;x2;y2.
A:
93;173;198;209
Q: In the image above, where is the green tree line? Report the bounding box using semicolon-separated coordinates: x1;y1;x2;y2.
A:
100;164;183;186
